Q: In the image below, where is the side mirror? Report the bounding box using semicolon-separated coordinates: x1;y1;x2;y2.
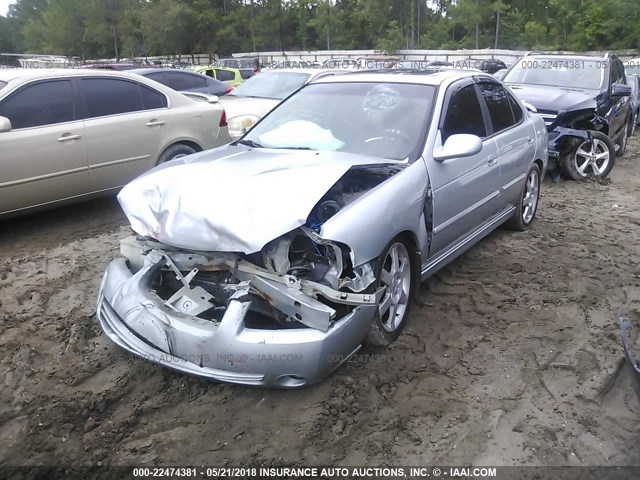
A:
0;116;12;133
521;100;537;113
433;133;483;162
613;84;632;97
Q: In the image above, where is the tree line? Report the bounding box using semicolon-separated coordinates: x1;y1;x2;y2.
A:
0;0;638;61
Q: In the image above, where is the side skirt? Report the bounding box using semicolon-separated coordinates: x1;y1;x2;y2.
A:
420;206;516;281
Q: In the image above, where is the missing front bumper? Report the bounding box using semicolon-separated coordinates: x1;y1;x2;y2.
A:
96;246;381;388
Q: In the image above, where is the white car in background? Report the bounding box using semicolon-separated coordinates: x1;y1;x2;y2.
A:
0;69;229;218
219;68;344;138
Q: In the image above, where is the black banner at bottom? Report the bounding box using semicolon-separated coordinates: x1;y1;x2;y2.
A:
1;466;638;480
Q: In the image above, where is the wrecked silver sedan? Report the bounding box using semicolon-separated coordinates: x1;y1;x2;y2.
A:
97;71;548;388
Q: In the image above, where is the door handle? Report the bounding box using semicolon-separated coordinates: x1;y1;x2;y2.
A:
527;137;535;145
146;120;166;127
487;154;498;166
57;133;81;142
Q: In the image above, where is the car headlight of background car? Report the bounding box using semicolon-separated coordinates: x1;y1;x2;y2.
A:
228;114;260;138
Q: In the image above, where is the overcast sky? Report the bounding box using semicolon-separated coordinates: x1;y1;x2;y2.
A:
0;0;15;17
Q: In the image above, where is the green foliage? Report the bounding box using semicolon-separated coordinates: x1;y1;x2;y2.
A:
2;0;639;58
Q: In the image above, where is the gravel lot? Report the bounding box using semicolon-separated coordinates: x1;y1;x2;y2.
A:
1;138;640;468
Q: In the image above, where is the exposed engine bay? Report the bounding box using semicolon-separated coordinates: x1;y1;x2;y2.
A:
117;165;401;334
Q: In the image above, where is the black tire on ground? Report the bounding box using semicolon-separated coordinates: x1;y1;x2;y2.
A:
364;237;415;346
559;131;616;180
504;163;541;231
157;144;197;165
617;122;630;158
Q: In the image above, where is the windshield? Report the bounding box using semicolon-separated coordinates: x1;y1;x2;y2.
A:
504;59;604;89
240;82;435;160
230;71;310;100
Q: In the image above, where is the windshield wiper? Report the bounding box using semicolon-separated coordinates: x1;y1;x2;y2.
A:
279;146;314;150
235;139;263;148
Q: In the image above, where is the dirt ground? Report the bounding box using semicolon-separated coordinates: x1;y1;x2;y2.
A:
1;138;640;469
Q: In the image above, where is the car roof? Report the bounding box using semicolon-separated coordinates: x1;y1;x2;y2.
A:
260;68;325;75
311;69;487;86
130;68;197;75
0;68;152;83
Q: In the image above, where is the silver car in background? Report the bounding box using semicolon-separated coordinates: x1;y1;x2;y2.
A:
97;71;547;388
0;69;229;218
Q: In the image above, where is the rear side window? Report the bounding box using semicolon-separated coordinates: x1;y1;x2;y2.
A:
239;69;254;80
442;84;486;141
81;78;142;117
479;82;516;133
215;69;235;82
0;80;75;129
0;81;7;91
506;90;524;123
165;72;206;90
141;84;167;109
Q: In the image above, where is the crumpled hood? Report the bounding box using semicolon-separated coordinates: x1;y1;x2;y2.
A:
508;83;598;112
117;145;392;253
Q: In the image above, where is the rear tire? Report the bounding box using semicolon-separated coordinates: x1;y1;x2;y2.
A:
617;123;629;158
560;131;615;180
157;144;197;165
364;238;414;346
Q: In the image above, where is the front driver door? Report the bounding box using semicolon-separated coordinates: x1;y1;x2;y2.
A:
426;81;501;256
0;78;88;215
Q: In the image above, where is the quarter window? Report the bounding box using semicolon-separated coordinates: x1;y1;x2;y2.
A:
442;84;486;141
140;85;167;110
0;80;75;129
506;90;524;123
479;82;516;133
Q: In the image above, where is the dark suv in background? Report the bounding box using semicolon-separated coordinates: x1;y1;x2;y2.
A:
504;53;632;180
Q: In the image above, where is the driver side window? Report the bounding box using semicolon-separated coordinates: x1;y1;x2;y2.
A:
442;84;487;142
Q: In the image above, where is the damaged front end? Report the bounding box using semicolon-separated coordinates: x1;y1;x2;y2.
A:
97;157;403;388
97;232;384;388
546;109;604;175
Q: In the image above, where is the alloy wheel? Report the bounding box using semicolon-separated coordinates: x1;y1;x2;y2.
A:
378;242;411;333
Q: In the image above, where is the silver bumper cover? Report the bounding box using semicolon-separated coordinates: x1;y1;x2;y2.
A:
96;257;378;388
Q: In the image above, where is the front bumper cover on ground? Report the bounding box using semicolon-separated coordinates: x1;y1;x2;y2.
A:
96;251;381;388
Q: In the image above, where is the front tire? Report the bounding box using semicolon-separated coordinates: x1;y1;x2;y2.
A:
504;164;541;231
364;239;414;346
560;131;615;180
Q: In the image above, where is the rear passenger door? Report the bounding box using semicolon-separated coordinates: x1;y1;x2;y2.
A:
428;80;501;255
0;79;88;214
78;77;170;192
477;81;536;205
